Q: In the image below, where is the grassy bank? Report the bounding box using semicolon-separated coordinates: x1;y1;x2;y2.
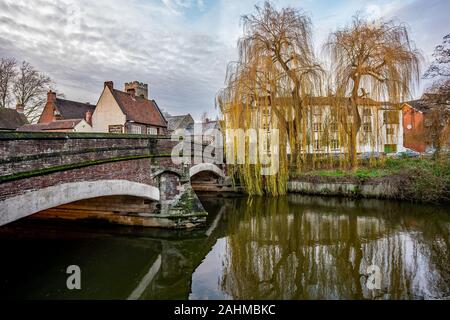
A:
293;157;450;203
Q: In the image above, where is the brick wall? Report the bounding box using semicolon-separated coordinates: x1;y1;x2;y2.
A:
0;132;176;177
0;132;224;201
0;158;156;200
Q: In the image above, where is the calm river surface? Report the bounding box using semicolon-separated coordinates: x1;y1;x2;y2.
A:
0;195;449;300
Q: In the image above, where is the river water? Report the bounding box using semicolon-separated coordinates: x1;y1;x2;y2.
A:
0;195;449;300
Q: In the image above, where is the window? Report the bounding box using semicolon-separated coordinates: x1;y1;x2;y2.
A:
313;123;322;132
313;107;322;116
386;127;395;135
384;111;399;124
331;139;339;150
262;108;271;117
147;127;158;135
362;134;370;144
363;108;372;117
363;122;372;132
330;122;338;132
314;139;321;150
130;124;142;134
262;122;271;130
384;144;397;153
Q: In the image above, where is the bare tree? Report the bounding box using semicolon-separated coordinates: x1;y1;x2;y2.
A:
325;15;421;168
424;33;450;78
422;35;450;159
0;57;17;108
13;61;52;122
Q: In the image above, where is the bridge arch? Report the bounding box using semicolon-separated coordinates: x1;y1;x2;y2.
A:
189;163;225;179
0;180;159;227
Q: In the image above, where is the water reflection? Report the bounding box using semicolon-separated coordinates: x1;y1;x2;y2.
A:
0;195;448;300
196;195;450;300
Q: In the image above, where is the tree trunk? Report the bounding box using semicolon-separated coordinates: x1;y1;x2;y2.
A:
349;76;362;169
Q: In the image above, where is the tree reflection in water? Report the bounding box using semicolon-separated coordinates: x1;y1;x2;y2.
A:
218;195;450;299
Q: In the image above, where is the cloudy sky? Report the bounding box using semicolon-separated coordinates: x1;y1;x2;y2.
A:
0;0;448;120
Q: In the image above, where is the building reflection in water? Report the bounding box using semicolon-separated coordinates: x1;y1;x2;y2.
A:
215;195;450;300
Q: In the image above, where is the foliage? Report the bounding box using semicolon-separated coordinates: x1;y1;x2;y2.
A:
325;15;421;167
422;34;450;159
218;2;421;196
297;157;450;203
217;1;323;196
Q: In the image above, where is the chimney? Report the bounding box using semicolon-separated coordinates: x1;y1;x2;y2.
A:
124;81;148;100
16;103;24;114
47;90;57;103
104;81;114;90
53;109;62;121
85;110;93;125
127;88;136;97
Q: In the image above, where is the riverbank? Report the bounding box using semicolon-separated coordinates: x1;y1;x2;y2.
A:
289;157;450;203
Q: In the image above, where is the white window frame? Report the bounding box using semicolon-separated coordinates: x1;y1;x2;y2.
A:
147;127;158;135
131;124;142;134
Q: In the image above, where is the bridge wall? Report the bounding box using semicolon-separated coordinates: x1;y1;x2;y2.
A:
0;132;226;228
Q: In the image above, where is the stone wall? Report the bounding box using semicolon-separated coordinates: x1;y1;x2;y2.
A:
288;179;399;199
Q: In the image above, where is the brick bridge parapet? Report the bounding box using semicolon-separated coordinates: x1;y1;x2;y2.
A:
0;132;226;228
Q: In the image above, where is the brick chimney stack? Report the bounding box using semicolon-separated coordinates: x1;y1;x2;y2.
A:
127;88;136;97
47;90;57;103
104;81;114;90
16;103;24;113
125;81;148;99
85;110;93;125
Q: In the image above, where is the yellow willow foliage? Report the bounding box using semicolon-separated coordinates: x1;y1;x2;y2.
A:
324;15;422;168
217;4;422;196
217;2;323;196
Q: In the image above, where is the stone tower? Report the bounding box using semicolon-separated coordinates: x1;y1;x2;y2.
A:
125;81;148;100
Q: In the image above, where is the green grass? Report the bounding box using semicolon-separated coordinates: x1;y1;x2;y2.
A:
301;157;450;180
297;156;450;203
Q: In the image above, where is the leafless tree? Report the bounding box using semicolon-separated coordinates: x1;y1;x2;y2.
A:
13;61;52;122
0;57;17;108
424;34;450;78
422;34;450;159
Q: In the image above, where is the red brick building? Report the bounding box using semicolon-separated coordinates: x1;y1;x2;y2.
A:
402;100;430;152
38;91;95;125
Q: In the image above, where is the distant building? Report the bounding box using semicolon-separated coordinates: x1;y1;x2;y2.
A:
402;99;433;153
186;119;222;143
92;81;167;135
166;114;194;132
38;91;96;124
0;104;29;131
18;119;92;132
222;96;405;154
18;91;94;133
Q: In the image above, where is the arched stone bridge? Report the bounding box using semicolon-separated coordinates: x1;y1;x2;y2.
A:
0;132;227;228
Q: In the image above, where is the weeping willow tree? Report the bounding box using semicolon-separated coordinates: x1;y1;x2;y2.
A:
324;16;422;168
217;1;323;195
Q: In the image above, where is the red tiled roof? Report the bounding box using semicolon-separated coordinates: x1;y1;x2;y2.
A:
111;89;167;127
18;119;83;131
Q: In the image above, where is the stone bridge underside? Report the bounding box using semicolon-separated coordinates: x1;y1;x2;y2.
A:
0;132;226;228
